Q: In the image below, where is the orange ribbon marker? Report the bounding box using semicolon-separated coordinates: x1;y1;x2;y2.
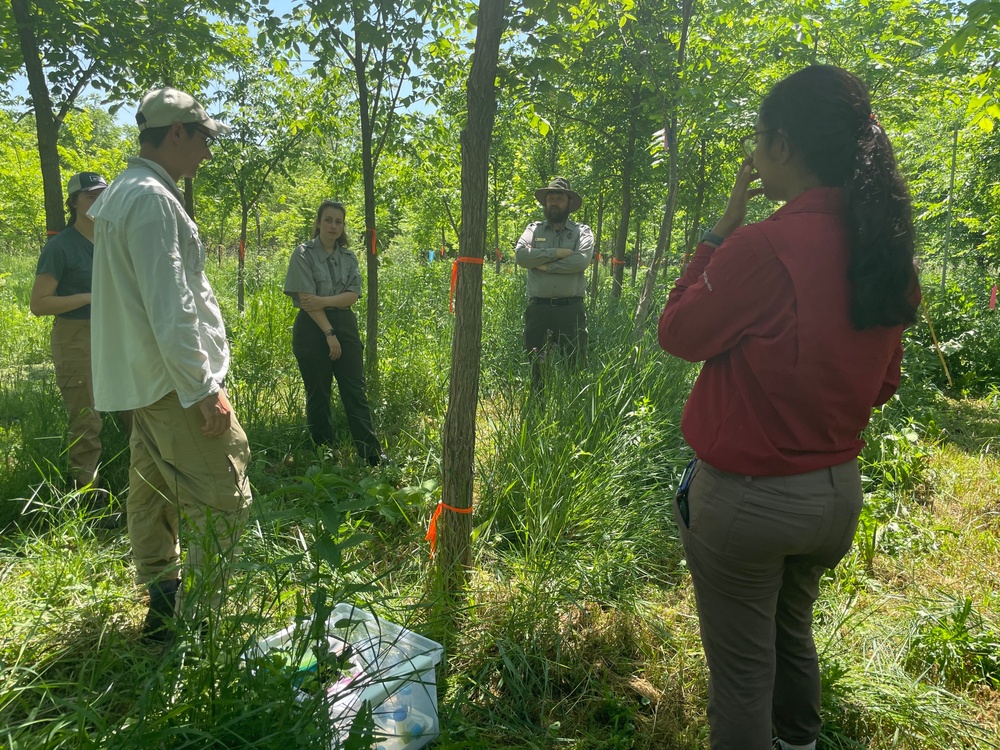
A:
368;227;377;255
425;501;474;557
610;257;626;266
449;256;484;313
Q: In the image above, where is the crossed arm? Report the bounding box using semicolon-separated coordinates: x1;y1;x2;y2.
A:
29;274;91;316
514;225;594;272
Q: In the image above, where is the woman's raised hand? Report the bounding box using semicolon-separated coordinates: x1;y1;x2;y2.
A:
712;158;765;239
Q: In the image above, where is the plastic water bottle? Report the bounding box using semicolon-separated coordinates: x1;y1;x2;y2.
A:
392;705;426;743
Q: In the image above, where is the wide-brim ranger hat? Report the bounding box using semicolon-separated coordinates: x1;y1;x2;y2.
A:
67;172;108;196
534;176;582;213
136;87;231;137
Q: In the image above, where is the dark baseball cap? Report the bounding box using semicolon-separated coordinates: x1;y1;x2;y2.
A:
67;172;108;195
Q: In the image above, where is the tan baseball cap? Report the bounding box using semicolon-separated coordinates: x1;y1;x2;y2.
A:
136;88;231;136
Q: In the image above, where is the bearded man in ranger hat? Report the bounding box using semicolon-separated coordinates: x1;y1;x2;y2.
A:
514;176;594;391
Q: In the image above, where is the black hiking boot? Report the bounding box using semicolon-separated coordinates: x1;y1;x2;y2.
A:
141;578;180;646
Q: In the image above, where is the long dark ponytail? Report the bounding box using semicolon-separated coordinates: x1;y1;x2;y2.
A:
66;194;79;226
759;65;917;330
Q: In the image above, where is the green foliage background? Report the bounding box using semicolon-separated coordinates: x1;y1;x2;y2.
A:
2;0;1000;747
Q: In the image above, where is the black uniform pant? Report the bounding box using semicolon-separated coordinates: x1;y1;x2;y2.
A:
292;309;381;462
523;297;588;390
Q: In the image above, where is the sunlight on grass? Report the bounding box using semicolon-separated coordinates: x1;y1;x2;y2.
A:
1;254;998;748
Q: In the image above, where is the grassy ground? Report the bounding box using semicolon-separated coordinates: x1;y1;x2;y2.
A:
1;249;998;748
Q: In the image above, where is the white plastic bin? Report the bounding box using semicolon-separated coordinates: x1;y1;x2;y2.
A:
248;603;444;750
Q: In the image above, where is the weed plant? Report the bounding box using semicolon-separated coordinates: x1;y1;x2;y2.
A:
906;595;1000;690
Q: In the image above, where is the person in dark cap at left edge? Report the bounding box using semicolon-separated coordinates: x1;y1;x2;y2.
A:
30;171;113;493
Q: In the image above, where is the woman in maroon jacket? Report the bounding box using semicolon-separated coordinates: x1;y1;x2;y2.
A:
658;66;919;750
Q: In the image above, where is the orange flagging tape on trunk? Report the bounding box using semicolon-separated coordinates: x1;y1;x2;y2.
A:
449;256;484;313
425;501;474;557
368;227;377;255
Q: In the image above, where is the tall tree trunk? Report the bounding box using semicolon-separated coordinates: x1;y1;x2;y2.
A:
256;204;263;253
680;140;707;269
548;124;559;176
436;0;506;595
611;87;640;300
631;221;641;286
11;0;64;236
589;191;604;310
184;178;195;219
354;15;380;395
216;204;232;265
238;200;249;312
631;0;693;340
632;123;679;341
492;158;501;272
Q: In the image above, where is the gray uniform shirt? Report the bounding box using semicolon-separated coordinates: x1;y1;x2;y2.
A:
514;218;594;299
283;237;362;307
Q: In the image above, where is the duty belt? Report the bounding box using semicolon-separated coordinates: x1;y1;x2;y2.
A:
529;296;583;306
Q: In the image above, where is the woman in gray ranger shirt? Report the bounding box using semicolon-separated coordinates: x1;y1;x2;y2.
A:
283;200;386;466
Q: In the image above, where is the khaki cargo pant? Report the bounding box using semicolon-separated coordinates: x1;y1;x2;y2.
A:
50;317;102;487
128;391;252;616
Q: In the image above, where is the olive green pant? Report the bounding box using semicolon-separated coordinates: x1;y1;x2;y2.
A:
675;459;863;749
128;391;252;615
50;317;102;486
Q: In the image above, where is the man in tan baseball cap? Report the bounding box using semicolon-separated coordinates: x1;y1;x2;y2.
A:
89;87;249;646
136;87;232;137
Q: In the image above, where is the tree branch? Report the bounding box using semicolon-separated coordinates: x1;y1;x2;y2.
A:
55;62;97;126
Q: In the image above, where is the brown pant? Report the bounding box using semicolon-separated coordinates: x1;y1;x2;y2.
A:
51;317;102;486
128;392;252;615
674;459;863;750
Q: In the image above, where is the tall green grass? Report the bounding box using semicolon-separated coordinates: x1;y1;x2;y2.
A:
1;248;998;748
0;255;131;525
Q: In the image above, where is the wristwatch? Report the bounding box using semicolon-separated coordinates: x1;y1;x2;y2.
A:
324;329;336;337
701;230;726;246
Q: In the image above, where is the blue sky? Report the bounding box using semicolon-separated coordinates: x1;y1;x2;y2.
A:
8;0;303;123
